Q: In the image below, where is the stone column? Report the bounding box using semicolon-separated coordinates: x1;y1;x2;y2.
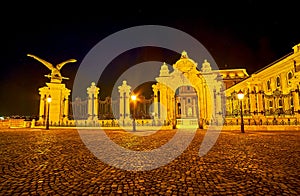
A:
203;84;210;120
196;84;205;128
293;91;300;113
192;98;196;118
228;97;233;115
63;97;69;123
118;80;132;125
160;85;167;121
119;93;124;121
125;91;131;120
215;88;222;125
39;92;46;122
87;82;100;121
182;98;186;117
249;89;256;114
38;87;51;123
39;83;71;125
152;84;159;120
167;88;173;121
257;91;264;115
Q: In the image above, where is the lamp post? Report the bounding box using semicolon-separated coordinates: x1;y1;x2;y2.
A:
131;95;137;131
237;90;245;133
46;95;52;130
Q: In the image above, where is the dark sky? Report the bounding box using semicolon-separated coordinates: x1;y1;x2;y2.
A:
1;1;299;116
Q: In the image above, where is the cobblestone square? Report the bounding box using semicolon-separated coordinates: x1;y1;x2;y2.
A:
0;128;299;195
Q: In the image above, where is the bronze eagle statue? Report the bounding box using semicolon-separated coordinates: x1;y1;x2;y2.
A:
27;54;77;83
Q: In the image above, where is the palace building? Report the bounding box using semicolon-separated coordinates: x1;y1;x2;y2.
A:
224;43;300;125
36;43;300;128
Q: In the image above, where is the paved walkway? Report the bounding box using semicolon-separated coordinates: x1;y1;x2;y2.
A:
0;128;299;195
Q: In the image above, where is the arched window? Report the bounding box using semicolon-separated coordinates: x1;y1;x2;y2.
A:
276;76;281;88
278;99;283;107
267;80;271;91
178;103;181;115
288;72;293;80
187;98;191;103
287;72;293;86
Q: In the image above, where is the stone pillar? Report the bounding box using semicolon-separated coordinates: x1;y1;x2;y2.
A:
38;89;48;122
118;80;132;125
119;93;124;121
160;85;167;121
192;98;196;117
215;89;222;124
203;85;210;120
38;83;71;125
228;97;233;115
182;98;186;117
196;85;205;128
87;82;100;121
63;97;69;123
125;91;131;120
167;88;173;121
152;84;159;120
249;89;256;114
257;91;264;114
40;95;45;122
293;91;300;113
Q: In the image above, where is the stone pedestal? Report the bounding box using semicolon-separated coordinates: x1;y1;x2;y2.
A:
87;82;100;121
38;82;70;125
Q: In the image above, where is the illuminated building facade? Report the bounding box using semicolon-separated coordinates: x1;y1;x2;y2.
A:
144;43;300;126
224;43;300;125
35;43;300;128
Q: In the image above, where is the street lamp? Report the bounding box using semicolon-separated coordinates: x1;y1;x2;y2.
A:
237;90;245;133
131;95;137;131
46;95;52;130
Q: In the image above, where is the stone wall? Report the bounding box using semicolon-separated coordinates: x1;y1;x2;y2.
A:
0;119;30;128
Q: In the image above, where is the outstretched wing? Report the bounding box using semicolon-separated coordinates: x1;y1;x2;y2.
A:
27;54;54;70
56;59;77;70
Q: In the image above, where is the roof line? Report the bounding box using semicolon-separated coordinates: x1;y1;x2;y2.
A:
251;52;293;75
225;51;294;92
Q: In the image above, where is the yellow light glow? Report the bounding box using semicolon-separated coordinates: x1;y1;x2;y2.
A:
47;96;52;103
237;90;244;100
131;95;137;101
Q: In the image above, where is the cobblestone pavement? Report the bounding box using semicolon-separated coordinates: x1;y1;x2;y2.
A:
0;128;299;195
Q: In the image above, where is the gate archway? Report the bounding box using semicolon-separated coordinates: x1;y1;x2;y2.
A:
152;51;225;128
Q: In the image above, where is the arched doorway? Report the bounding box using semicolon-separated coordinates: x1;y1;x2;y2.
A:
152;51;225;129
175;85;198;119
175;85;199;128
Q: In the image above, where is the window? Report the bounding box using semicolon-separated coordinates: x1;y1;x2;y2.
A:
267;80;271;91
278;99;283;107
288;72;293;80
276;76;281;88
269;100;273;108
287;72;293;86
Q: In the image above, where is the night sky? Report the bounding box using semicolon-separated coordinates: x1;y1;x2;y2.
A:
1;1;299;116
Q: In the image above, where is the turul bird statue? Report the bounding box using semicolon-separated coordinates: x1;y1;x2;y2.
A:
27;54;77;83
